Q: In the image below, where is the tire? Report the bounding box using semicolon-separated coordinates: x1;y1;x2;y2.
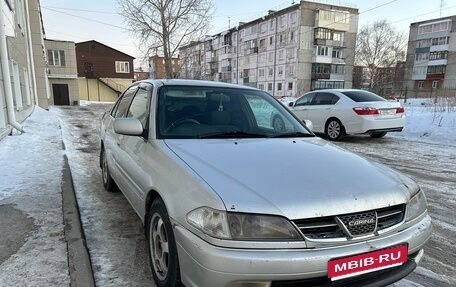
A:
101;148;116;192
147;199;182;287
370;132;387;138
325;118;345;141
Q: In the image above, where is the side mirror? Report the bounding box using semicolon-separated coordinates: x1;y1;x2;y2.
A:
114;118;144;136
303;120;313;131
288;102;294;107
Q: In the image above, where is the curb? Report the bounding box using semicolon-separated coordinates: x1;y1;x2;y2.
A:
62;154;96;287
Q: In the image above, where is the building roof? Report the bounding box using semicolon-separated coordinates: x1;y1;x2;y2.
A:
75;40;135;59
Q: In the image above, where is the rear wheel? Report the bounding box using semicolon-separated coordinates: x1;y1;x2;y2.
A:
101;148;116;192
370;132;387;138
147;199;182;287
325;119;345;141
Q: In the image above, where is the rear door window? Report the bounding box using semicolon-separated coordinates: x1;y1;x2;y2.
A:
312;92;337;105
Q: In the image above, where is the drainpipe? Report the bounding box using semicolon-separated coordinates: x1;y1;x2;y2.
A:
0;8;24;132
24;0;39;105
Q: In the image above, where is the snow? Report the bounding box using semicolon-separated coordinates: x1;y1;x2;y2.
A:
389;98;456;147
0;107;69;286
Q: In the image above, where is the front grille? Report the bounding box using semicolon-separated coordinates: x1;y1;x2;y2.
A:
293;204;405;240
337;210;376;236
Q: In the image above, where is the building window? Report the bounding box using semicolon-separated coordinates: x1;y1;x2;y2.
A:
418;20;450;35
258;83;265;90
418;81;424;88
270;19;275;30
288;82;293;90
277;82;283;91
332;49;342;59
116;61;130;73
260;23;267;33
268;68;273;76
427;65;446;74
269;36;274;45
431;37;449;46
259;69;265;77
429;51;448;60
288;64;295;75
289;31;295;42
278;50;284;61
48;50;65;66
290;12;297;23
278;66;284;76
331;64;344;74
415;53;429;61
280;15;286;27
268;51;274;62
432;81;439;89
317;46;329;56
267;83;273;91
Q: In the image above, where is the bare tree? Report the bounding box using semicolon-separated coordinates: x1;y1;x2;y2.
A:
118;0;213;78
355;20;407;89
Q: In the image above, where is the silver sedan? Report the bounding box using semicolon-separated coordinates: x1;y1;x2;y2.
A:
100;79;431;287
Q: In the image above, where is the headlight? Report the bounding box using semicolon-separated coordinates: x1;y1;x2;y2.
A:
187;207;230;239
405;190;427;221
187;207;301;241
227;213;301;240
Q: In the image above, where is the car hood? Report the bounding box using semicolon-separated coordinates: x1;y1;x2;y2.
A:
164;138;417;219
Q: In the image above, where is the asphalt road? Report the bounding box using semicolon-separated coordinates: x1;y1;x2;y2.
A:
54;103;455;287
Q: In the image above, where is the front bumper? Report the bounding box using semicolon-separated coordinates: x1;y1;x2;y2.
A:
175;214;431;287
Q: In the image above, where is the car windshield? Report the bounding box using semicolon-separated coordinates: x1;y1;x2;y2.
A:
341;90;386;102
156;85;312;139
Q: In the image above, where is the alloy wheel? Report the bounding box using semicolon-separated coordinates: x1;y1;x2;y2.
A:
150;214;169;280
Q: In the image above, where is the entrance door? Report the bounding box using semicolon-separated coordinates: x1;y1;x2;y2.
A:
52;84;70;105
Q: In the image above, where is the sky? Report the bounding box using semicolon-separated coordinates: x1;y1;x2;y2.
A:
40;0;456;68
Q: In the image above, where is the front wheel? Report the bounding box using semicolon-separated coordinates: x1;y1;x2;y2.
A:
147;199;182;287
325;119;345;141
370;131;387;138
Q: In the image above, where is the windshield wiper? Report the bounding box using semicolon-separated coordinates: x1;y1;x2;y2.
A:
270;132;315;138
199;131;268;139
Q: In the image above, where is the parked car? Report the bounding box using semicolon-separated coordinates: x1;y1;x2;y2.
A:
288;89;406;140
100;80;430;287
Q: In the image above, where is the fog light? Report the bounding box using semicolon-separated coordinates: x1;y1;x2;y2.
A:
228;282;271;287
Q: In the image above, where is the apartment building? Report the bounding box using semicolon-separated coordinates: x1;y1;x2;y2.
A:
149;55;180;79
179;1;358;97
1;0;48;138
406;16;456;93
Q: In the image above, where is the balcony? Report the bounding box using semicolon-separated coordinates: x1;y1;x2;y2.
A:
311;72;331;80
219;53;232;60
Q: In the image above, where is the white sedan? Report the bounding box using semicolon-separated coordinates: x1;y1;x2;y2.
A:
287;89;405;140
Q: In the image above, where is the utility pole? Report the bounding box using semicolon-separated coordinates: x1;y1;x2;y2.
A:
440;0;444;17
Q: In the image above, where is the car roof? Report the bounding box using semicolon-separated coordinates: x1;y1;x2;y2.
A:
135;79;260;90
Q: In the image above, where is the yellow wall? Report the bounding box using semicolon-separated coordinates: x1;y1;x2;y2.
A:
78;78;132;102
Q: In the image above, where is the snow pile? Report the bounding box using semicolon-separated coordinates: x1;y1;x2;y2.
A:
389;98;456;147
